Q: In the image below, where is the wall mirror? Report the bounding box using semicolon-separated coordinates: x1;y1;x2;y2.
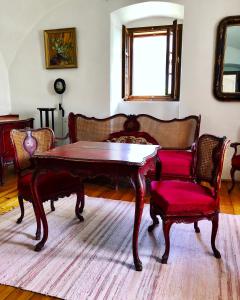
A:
214;16;240;101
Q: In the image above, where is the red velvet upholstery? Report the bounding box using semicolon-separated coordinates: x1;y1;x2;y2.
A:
158;150;193;178
18;171;81;201
148;134;228;264
151;180;217;216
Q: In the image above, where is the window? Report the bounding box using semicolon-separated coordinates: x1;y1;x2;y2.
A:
122;21;182;101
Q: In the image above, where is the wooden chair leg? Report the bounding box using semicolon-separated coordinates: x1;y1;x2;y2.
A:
50;200;55;211
148;203;159;232
162;220;173;264
211;214;221;259
79;193;85;213
75;188;84;222
32;201;41;240
0;157;3;186
16;196;25;224
194;221;200;233
228;167;236;193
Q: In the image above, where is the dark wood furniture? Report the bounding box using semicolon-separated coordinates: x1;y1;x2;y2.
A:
31;141;159;271
68;113;201;180
10;128;84;240
148;134;228;264
0;117;34;185
228;142;240;193
0;114;19;121
37;108;56;130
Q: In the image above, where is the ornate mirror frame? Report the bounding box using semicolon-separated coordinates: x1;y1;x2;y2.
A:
213;15;240;101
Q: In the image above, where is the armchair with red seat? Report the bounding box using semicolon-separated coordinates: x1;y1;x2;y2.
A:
10;128;84;240
148;134;228;264
228;142;240;193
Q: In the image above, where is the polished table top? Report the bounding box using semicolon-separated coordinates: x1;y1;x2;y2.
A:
34;140;160;165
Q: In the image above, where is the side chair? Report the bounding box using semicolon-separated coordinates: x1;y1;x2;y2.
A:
148;134;228;264
228;142;240;193
10;128;84;240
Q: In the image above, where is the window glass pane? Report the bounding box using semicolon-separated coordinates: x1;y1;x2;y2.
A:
168;75;172;94
169;53;172;73
169;32;173;51
222;74;236;92
132;35;167;96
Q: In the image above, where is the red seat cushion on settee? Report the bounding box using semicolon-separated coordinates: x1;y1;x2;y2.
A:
158;150;193;178
18;171;80;201
151;180;217;216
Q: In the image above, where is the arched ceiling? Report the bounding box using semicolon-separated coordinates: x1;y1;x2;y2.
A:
0;0;66;67
111;1;184;24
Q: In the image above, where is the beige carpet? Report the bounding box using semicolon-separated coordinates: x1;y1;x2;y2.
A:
0;196;239;300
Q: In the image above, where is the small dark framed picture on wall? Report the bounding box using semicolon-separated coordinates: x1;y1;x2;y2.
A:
44;27;78;69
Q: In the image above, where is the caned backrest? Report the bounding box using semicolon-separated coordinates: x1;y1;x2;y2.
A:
68;113;128;143
136;115;200;149
10;128;54;171
68;113;200;149
196;134;228;189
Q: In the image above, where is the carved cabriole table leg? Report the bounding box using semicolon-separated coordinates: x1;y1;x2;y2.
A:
31;170;49;252
131;170;146;271
75;181;85;221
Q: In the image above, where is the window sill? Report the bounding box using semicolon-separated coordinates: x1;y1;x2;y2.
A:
123;96;179;102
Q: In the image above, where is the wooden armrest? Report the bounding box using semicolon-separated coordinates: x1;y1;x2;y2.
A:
230;142;240;158
230;142;240;148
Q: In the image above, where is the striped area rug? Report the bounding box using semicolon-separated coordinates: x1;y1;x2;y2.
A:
0;196;239;300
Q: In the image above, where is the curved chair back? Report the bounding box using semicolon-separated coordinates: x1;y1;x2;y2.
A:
195;134;228;193
10;128;54;171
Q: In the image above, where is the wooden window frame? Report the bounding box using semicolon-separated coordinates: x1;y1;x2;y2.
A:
122;22;182;101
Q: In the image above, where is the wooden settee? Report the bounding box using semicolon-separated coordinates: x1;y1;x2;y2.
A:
68;113;201;180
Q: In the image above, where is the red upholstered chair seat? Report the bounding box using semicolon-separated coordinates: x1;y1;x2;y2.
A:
158;150;193;178
151;180;217;216
18;171;80;201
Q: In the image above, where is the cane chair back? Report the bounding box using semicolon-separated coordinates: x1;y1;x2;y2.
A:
11;128;54;171
136;115;200;149
68;113;128;143
195;134;228;190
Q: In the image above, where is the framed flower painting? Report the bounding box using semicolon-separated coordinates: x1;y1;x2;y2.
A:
44;27;77;69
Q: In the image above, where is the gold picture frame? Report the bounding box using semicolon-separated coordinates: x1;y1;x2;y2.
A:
44;27;77;69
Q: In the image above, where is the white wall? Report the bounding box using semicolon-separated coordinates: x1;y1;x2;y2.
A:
176;0;240;178
0;52;11;114
0;0;239;178
8;0;110;128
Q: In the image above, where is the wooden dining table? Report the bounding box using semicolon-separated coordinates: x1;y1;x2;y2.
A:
31;141;160;271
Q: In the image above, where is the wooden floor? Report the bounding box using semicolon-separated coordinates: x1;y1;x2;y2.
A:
0;169;239;300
